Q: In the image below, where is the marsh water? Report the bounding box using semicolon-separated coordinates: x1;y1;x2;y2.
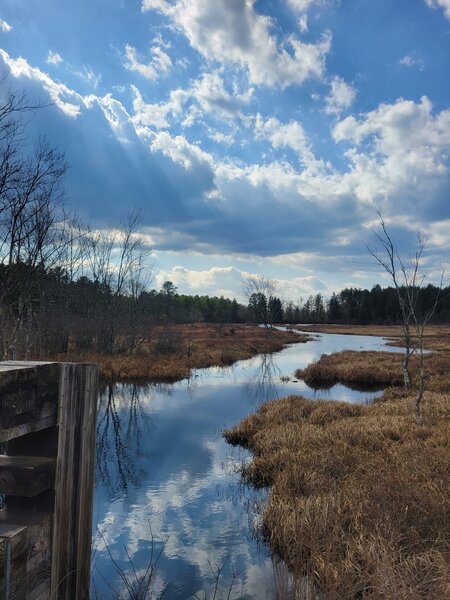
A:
90;330;403;599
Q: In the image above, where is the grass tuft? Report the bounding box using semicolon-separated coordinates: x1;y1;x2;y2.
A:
224;391;450;598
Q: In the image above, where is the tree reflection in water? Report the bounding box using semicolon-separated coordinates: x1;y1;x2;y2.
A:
96;382;156;493
247;353;281;404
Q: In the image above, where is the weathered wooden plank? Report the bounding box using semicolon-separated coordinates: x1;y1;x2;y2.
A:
0;511;51;600
0;364;59;443
26;516;52;600
27;559;51;600
0;537;6;598
0;456;55;497
51;363;98;600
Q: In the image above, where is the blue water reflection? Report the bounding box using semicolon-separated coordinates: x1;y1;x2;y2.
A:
91;330;403;598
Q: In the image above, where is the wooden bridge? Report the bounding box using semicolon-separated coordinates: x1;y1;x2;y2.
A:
0;361;98;599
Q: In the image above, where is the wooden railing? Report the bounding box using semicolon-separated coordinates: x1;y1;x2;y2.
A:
0;361;98;599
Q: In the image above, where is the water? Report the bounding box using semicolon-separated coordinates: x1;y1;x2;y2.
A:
90;330;403;598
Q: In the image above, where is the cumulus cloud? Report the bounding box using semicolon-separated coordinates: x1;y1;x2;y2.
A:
254;114;324;173
130;84;188;130
156;265;329;299
0;19;12;33
425;0;450;19
130;70;251;133
124;43;172;80
325;76;356;115
332;96;450;206
192;71;253;117
156;265;243;297
151;131;214;170
46;51;63;65
142;0;331;88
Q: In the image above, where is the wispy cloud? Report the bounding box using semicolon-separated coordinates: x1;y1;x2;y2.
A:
399;55;424;70
124;43;172;80
46;51;63;65
0;19;12;33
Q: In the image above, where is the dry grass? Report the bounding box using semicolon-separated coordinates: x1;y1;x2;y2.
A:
295;350;450;392
292;324;450;352
51;323;308;381
224;392;450;599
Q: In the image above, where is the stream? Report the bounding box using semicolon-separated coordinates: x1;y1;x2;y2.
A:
90;330;403;599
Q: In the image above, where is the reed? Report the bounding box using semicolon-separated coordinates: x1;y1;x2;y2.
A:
296;349;450;392
224;392;450;598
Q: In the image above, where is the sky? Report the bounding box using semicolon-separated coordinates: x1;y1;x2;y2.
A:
0;0;449;302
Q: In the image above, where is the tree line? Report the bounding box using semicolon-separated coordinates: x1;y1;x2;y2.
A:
283;285;450;325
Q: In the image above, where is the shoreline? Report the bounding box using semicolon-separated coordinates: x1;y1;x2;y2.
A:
45;323;310;382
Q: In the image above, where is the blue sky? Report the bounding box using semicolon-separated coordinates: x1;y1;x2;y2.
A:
1;0;449;301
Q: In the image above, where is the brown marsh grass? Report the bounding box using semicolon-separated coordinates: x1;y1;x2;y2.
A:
53;323;309;381
295;350;450;392
224;393;450;599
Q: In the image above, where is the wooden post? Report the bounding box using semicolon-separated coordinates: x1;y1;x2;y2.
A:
0;361;98;600
51;364;98;600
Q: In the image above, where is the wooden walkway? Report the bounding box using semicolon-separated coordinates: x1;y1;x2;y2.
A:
0;361;98;599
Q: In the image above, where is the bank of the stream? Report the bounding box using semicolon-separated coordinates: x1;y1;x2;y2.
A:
224;329;450;599
53;323;308;381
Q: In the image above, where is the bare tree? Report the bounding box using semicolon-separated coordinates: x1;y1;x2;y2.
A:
366;212;442;423
0;80;68;358
242;274;279;335
86;209;152;354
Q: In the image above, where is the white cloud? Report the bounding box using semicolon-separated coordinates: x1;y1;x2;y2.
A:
156;265;329;300
399;55;424;70
209;130;235;145
325;76;356;115
131;85;189;130
130;71;252;133
192;71;253;117
46;51;63;66
287;0;324;13
254;114;324;173
0;19;12;33
333;96;450;154
151;131;214;171
0;49;83;117
278;274;328;299
86;94;137;143
425;0;450;19
332;96;450;204
298;14;309;32
156;265;243;297
76;65;101;88
0;49;135;138
142;0;331;88
124;43;172;80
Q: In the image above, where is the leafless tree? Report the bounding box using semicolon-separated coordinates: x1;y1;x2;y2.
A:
242;274;279;335
85;209;152;354
366;211;442;423
0;79;68;358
